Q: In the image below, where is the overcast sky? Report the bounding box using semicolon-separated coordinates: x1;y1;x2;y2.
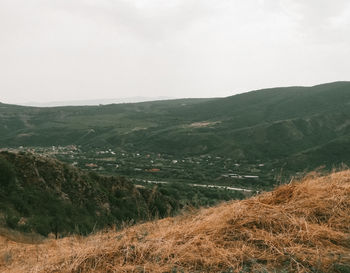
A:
1;0;349;104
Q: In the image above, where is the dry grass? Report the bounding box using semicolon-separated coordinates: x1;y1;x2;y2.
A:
0;227;44;245
1;171;350;273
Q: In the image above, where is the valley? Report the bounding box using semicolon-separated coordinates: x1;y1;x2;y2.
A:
2;0;350;270
1;81;350;242
1;82;350;191
1;82;350;272
1;145;273;191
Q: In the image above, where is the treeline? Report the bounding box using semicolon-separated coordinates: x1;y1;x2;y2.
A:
149;182;245;208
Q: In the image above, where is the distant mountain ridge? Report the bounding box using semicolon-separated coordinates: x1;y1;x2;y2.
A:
0;81;349;174
18;96;174;107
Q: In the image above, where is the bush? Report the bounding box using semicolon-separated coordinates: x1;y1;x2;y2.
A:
0;157;16;188
5;214;19;229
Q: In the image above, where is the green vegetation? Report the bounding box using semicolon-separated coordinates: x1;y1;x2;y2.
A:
139;181;245;208
0;82;349;182
0;152;180;237
0;151;245;237
0;157;15;188
1;81;350;236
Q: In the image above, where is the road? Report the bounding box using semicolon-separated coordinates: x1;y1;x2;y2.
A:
134;179;253;192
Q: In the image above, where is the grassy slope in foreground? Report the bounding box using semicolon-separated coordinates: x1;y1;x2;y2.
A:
1;170;350;272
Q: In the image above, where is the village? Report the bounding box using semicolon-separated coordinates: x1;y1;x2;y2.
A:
1;145;276;190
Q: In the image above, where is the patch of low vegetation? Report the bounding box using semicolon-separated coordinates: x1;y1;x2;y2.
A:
1;170;350;272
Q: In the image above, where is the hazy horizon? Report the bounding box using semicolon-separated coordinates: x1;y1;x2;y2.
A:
17;96;176;107
1;0;350;104
2;80;347;107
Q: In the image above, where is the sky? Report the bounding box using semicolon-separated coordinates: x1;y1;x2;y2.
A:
1;0;350;104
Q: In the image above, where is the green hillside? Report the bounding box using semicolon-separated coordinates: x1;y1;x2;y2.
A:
127;82;350;159
0;151;244;237
0;81;349;177
0;151;180;236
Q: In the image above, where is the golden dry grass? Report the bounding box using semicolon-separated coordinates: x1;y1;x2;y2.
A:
1;171;350;273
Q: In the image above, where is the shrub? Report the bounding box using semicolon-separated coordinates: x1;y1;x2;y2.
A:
0;157;16;188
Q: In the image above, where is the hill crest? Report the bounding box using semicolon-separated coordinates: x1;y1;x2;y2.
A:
1;170;349;272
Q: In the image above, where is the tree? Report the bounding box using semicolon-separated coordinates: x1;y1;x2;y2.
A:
0;157;16;189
